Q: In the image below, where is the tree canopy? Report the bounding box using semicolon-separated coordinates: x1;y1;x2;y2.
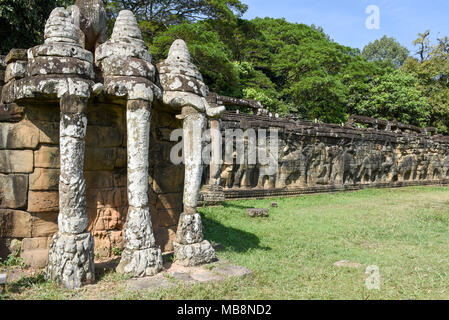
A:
0;1;448;133
0;0;71;55
362;35;409;68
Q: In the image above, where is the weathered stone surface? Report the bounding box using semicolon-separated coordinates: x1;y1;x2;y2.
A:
246;208;269;218
44;8;82;45
85;171;113;188
21;249;49;268
154;227;177;252
101;57;155;80
0;150;33;173
85;147;116;170
34;146;60;168
5;61;28;82
0;210;32;238
173;241;217;267
74;0;108;52
46;232;95;289
85;126;123;147
8;75;93;101
29;168;60;191
5;49;28;64
28;56;94;79
95;41;152;63
28;191;59;212
0;174;28;209
159;73;208;97
103;76;157;101
31;212;58;237
0;103;24;122
0;120;39;149
28;43;93;63
175;213;204;245
117;247;163;277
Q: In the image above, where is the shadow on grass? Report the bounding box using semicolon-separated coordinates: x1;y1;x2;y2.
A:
221;202;256;210
203;216;271;254
6;272;46;294
95;257;121;282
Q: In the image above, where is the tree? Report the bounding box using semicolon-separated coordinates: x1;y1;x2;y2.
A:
402;31;449;133
0;0;71;55
104;0;248;38
151;21;240;96
362;35;409;68
355;70;431;127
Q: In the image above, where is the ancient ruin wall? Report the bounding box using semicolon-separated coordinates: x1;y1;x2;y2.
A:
202;113;449;199
0;92;183;266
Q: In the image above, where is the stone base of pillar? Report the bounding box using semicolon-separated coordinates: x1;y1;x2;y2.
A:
46;232;95;289
116;247;163;277
200;184;226;205
173;240;217;267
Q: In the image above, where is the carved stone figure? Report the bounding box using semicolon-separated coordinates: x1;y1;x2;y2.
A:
74;0;108;52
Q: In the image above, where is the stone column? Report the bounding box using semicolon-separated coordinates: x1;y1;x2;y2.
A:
116;99;163;276
209;118;222;186
173;107;217;266
46;93;94;289
95;10;163;277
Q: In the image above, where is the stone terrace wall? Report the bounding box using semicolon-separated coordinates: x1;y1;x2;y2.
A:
203;113;449;199
0;95;183;266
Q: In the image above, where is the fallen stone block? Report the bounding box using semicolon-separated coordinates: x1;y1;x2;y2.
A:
246;208;269;218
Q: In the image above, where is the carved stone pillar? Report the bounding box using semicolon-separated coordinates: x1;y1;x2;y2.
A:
116;99;163;276
157;39;225;266
46;94;94;289
209;118;222;186
96;10;163;276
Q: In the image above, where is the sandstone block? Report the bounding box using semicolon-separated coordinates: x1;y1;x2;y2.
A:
37;121;59;144
29;168;59;191
0;121;40;149
21;249;49;268
85;147;116;171
31;212;58;237
27;191;59;212
0;174;28;209
21;237;52;250
154;227;176;252
86;126;123;148
152;165;184;193
34;146;60;168
85;171;113;188
0;209;32;237
0;150;34;173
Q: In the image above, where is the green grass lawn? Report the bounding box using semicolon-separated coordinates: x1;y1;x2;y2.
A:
3;186;449;300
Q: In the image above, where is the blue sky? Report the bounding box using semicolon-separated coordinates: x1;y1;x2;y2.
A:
241;0;449;55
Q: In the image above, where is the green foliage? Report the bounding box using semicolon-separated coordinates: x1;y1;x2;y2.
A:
150;21;240;96
362;35;409;68
402;31;449;134
355;70;431;127
104;0;248;39
0;0;72;55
